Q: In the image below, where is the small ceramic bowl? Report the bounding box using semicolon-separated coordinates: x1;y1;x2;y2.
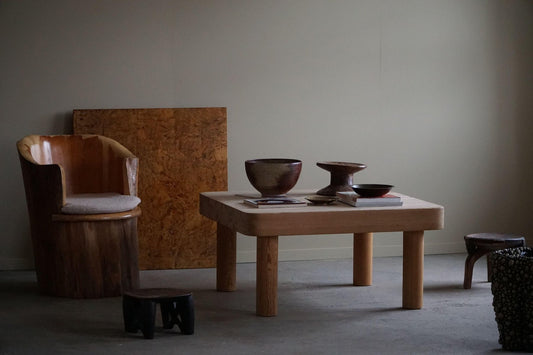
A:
351;184;393;198
305;195;337;205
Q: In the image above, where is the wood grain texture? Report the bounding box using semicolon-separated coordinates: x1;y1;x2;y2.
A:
199;191;444;236
353;232;373;286
256;236;278;316
18;135;138;197
202;190;443;314
54;217;140;298
17;135;141;298
402;230;424;309
52;207;141;222
216;223;237;291
73;108;228;269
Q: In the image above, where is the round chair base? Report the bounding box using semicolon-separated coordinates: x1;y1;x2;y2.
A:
34;210;140;298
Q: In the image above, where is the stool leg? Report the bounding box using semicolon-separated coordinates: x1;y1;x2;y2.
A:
177;295;195;335
464;250;486;289
139;300;157;339
160;300;175;329
159;297;195;335
123;295;139;333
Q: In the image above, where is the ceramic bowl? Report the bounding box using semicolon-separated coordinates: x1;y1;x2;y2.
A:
305;195;337;205
245;158;302;197
351;184;393;198
315;161;367;196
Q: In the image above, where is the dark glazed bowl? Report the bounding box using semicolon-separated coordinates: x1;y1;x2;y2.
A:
351;184;393;198
245;158;302;197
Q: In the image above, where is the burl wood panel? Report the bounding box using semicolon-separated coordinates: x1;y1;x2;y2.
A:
73;108;227;269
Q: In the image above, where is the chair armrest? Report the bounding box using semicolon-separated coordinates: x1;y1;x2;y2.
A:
123;156;139;196
98;136;139;196
18;151;66;216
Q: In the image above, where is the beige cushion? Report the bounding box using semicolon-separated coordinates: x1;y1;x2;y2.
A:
61;193;141;215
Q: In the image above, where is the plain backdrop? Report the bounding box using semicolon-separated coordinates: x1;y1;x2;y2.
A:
1;0;532;269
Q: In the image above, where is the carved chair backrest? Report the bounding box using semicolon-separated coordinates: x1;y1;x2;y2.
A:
18;135;136;196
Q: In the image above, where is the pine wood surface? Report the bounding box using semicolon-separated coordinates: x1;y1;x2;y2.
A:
201;190;444;315
353;232;373;286
200;190;444;236
402;231;425;309
216;224;237;292
256;236;278;316
73;108;228;269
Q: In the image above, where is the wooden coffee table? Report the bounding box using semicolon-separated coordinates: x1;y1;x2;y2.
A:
199;191;444;316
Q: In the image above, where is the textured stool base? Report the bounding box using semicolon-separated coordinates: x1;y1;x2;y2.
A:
463;233;525;289
123;288;194;339
490;247;533;351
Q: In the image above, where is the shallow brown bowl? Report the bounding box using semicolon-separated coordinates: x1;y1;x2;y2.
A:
351;184;393;198
305;195;337;205
245;158;302;197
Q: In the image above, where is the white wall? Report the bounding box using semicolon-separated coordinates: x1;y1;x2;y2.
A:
1;0;532;269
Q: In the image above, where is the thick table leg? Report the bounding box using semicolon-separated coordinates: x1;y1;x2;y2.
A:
217;223;237;292
403;231;424;309
353;232;373;286
256;236;278;317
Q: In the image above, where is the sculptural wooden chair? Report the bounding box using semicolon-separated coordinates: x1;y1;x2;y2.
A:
17;135;142;298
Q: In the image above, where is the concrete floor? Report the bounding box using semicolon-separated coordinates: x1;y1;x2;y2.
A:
0;254;524;354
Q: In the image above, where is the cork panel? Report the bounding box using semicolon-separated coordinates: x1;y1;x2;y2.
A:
73;108;227;269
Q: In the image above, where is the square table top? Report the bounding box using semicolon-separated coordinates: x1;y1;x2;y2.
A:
200;190;444;237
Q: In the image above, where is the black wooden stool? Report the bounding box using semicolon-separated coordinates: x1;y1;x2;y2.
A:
463;233;525;289
123;288;194;339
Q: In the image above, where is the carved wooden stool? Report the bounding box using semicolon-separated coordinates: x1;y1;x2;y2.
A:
123;288;194;339
463;233;525;289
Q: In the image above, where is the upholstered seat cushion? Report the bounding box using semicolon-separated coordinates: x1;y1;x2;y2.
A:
61;193;141;214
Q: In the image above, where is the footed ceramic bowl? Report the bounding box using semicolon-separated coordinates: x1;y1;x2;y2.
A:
245;158;302;197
